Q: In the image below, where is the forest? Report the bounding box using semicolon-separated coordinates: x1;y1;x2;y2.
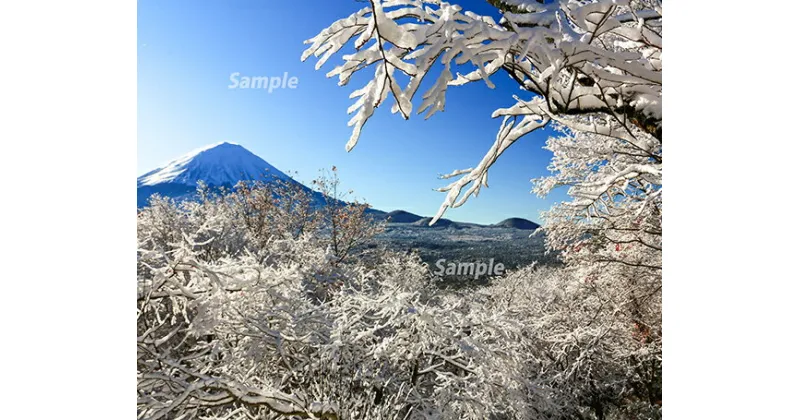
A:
137;1;662;419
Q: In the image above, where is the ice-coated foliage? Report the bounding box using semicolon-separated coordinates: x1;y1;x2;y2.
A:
138;177;661;419
485;264;661;419
534;124;661;273
312;167;386;265
303;0;661;224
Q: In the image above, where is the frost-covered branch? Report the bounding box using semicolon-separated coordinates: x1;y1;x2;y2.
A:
304;0;661;223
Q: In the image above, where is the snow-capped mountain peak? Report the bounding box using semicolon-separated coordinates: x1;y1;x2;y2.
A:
137;142;289;187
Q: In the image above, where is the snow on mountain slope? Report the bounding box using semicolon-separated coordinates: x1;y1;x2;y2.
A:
137;142;304;207
138;142;290;188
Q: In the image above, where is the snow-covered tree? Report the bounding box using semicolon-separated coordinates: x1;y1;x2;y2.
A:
484;263;661;419
312;167;385;265
229;175;320;261
137;182;661;419
302;0;661;223
303;2;662;418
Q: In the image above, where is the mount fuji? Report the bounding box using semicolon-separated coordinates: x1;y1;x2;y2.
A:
138;142;307;208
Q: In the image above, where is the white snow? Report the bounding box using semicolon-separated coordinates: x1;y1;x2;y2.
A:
137;142;290;187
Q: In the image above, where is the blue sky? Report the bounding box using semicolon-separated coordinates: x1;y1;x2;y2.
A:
138;0;568;224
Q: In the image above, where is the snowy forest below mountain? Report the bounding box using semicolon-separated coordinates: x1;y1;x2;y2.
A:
137;1;662;419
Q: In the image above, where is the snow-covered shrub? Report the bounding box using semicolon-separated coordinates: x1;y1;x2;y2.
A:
137;169;385;267
485;265;661;419
229;175;320;256
138;193;660;419
137;200;540;419
312;166;386;265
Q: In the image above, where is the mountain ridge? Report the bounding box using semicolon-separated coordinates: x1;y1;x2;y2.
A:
137;142;539;229
493;217;541;230
385;210;423;223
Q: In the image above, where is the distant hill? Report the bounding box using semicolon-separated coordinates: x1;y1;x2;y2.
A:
412;217;457;228
493;217;540;230
365;208;388;220
386;210;423;223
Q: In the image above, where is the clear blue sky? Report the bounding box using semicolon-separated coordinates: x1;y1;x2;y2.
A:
138;0;568;224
